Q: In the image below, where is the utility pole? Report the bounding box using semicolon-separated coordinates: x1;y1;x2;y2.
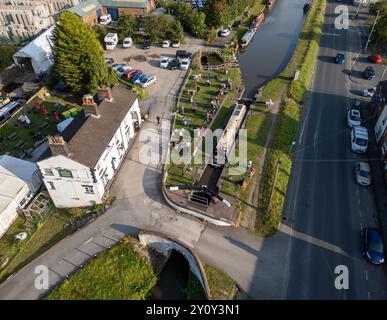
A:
364;10;380;53
267;159;282;213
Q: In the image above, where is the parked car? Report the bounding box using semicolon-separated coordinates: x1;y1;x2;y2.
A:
335;53;345;64
350;126;368;153
123;69;142;80
116;65;132;77
368;54;382;64
136;75;157;88
130;73;146;83
111;63;125;71
162;40;170;48
220;27;231;37
143;39;151;49
361;87;376;97
176;50;192;60
172;40;181;48
362;227;384;265
179;58;190;70
169;58;179;70
99;14;111;25
104;57;114;65
233;20;242;28
363;66;375;80
160;57;170;69
347;108;361;128
123;37;133;48
355;162;371;186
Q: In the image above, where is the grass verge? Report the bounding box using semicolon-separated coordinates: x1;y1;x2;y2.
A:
256;0;326;235
204;265;236;300
46;239;158;300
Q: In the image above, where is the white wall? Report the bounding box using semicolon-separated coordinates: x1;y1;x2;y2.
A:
38;155;102;208
375;105;387;143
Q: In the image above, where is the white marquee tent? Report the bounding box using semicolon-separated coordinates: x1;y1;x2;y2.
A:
13;26;55;75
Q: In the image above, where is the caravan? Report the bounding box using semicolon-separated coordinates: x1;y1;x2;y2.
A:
104;33;118;50
0;100;25;125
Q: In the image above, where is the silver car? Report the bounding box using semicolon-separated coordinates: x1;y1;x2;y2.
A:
355;162;371;186
347;109;361;128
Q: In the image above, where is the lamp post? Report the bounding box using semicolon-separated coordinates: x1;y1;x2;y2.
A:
364;10;380;53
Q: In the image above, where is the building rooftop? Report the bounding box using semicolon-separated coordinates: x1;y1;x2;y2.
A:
69;0;101;17
98;0;148;9
64;85;137;168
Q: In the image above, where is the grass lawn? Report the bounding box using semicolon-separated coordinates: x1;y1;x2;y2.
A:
184;272;207;300
0;94;82;157
204;265;236;300
46;240;158;300
0;208;73;281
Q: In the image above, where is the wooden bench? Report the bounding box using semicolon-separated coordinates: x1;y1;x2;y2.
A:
7;132;17;140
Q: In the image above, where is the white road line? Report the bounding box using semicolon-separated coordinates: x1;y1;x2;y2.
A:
82;237;93;246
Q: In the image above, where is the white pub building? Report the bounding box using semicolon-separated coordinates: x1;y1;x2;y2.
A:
38;85;141;208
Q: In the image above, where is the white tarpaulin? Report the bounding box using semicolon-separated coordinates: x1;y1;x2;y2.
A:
13;26;55;75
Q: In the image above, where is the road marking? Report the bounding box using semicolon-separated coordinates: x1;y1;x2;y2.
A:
365;270;368;281
82;237;93;246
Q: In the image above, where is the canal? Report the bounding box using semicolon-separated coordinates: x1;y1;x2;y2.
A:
238;0;308;98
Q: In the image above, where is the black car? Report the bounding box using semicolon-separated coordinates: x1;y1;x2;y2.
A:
143;39;151;50
364;66;375;80
233;20;242;28
176;50;192;59
168;58;179;70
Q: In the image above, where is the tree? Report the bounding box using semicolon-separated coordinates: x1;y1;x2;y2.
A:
52;11;116;94
0;44;16;72
205;0;230;28
143;15;175;42
117;14;137;41
174;2;193;30
188;11;207;37
172;21;184;41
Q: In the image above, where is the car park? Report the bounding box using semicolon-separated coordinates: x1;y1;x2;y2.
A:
179;58;190;70
362;227;384;265
220;27;231;37
116;65;132;77
355;162;371;186
160;57;170;69
363;66;375;80
368;54;382;64
350;126;368;153
172;40;181;48
335;53;345;64
123;37;133;48
162;40;170;48
169;58;179;70
361;87;376;97
347;109;361;128
143;39;151;49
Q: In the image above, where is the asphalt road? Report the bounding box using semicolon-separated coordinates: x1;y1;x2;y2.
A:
282;0;387;299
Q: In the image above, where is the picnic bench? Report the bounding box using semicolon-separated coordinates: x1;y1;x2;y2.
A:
14;140;24;148
8;132;17;140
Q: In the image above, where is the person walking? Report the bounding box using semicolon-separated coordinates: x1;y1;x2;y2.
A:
156;116;160;125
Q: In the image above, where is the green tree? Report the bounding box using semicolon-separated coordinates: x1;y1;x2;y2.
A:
0;44;16;72
172;21;184;41
205;0;230;28
174;2;193;30
117;14;137;41
52;11;116;94
143;14;174;42
188;11;207;37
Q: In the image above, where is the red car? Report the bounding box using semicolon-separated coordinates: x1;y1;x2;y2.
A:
368;54;382;64
123;69;141;80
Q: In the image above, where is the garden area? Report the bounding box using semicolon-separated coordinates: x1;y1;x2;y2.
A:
165;60;240;187
0;93;82;159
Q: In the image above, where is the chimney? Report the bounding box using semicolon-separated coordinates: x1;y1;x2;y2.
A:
48;135;71;157
82;94;99;117
97;86;113;101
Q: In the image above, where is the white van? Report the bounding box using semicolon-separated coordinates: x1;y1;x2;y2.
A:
99;14;112;25
104;33;118;50
351;126;368;153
